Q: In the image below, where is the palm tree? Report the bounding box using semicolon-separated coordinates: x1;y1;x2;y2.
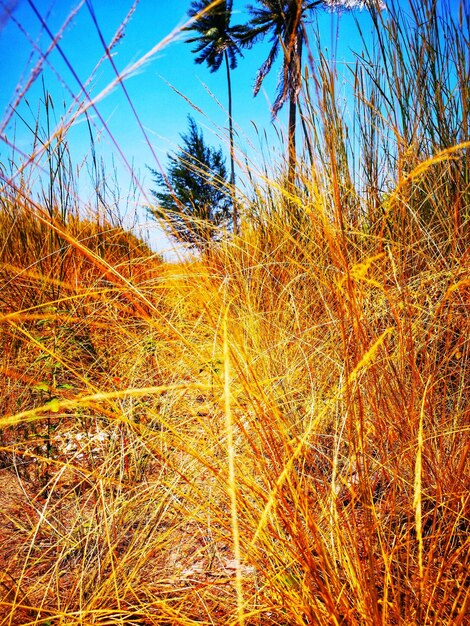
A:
241;1;364;185
185;0;245;234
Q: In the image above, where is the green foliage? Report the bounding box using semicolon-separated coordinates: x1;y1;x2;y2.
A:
240;1;315;113
185;0;245;232
240;1;361;181
149;116;231;251
185;0;244;73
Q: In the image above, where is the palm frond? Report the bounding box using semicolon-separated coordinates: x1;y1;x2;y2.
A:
254;38;281;96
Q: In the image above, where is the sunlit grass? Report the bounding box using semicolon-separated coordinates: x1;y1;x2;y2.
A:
1;0;469;624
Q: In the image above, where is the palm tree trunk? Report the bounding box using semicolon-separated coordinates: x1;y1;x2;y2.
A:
288;97;297;188
224;50;238;235
287;28;303;190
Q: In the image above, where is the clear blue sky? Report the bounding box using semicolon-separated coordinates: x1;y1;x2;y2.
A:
0;0;388;255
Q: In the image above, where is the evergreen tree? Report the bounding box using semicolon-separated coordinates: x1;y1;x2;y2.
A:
149;116;231;251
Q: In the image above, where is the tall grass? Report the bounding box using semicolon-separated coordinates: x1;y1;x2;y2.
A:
0;0;468;624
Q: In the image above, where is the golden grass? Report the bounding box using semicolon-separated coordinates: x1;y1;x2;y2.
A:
1;175;467;624
1;0;469;624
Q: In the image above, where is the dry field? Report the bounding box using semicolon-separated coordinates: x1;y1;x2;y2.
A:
1;0;469;624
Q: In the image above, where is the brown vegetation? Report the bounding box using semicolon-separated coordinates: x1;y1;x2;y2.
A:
0;0;468;624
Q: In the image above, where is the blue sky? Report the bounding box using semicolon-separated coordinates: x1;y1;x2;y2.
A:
0;0;383;255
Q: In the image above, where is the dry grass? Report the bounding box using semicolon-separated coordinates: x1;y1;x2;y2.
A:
1;0;469;624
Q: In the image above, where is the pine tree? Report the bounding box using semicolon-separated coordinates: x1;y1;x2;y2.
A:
149;116;231;251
